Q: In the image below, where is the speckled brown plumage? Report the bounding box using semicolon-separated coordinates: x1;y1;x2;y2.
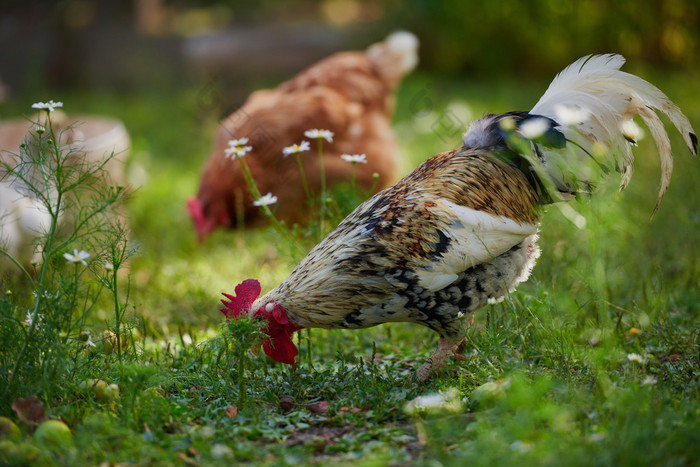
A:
256;147;543;335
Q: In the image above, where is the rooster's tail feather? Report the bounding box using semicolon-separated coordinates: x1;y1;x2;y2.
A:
530;54;696;211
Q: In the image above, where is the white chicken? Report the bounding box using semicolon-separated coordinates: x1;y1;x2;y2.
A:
0;112;130;274
0;182;53;271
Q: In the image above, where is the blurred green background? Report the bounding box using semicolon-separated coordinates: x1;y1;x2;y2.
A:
1;0;698;99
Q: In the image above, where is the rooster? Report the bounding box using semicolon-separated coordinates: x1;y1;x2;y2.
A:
220;55;696;381
187;31;419;241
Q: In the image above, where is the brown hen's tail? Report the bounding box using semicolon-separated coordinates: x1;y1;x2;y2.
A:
366;31;419;88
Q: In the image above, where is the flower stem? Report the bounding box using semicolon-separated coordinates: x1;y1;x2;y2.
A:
111;246;123;366
236;156;303;254
350;162;357;197
306;328;313;371
294;153;311;200
369;172;380;194
317;139;326;240
0;247;32;281
239;356;247;406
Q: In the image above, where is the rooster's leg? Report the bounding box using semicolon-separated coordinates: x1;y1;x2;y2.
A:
452;338;468;361
415;336;466;382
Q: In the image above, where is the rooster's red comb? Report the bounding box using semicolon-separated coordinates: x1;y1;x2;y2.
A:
220;279;262;319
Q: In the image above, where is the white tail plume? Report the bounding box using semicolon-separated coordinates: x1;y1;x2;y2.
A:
531;54;697;213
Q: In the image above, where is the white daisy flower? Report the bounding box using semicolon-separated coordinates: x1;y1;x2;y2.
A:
554;104;590;125
225;138;252;158
282;141;310;157
626;353;645;364
340;153;367;164
510;440;532;453
228;137;249;146
32;100;63;112
620;119;644;143
404;387;463;415
210;443;234;460
24;311;43;328
304;129;334;143
253;192;278;207
642;375;657;386
64;249;90;266
517;117;551;139
499;116;516;131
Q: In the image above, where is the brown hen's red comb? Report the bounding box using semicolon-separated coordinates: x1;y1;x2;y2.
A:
186;196;203;224
186;196;209;243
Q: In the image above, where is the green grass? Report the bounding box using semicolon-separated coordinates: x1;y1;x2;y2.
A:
1;69;699;465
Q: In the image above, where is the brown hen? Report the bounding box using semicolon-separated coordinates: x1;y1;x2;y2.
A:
187;32;419;241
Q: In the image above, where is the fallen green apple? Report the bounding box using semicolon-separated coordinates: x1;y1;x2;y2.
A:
33;420;72;448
